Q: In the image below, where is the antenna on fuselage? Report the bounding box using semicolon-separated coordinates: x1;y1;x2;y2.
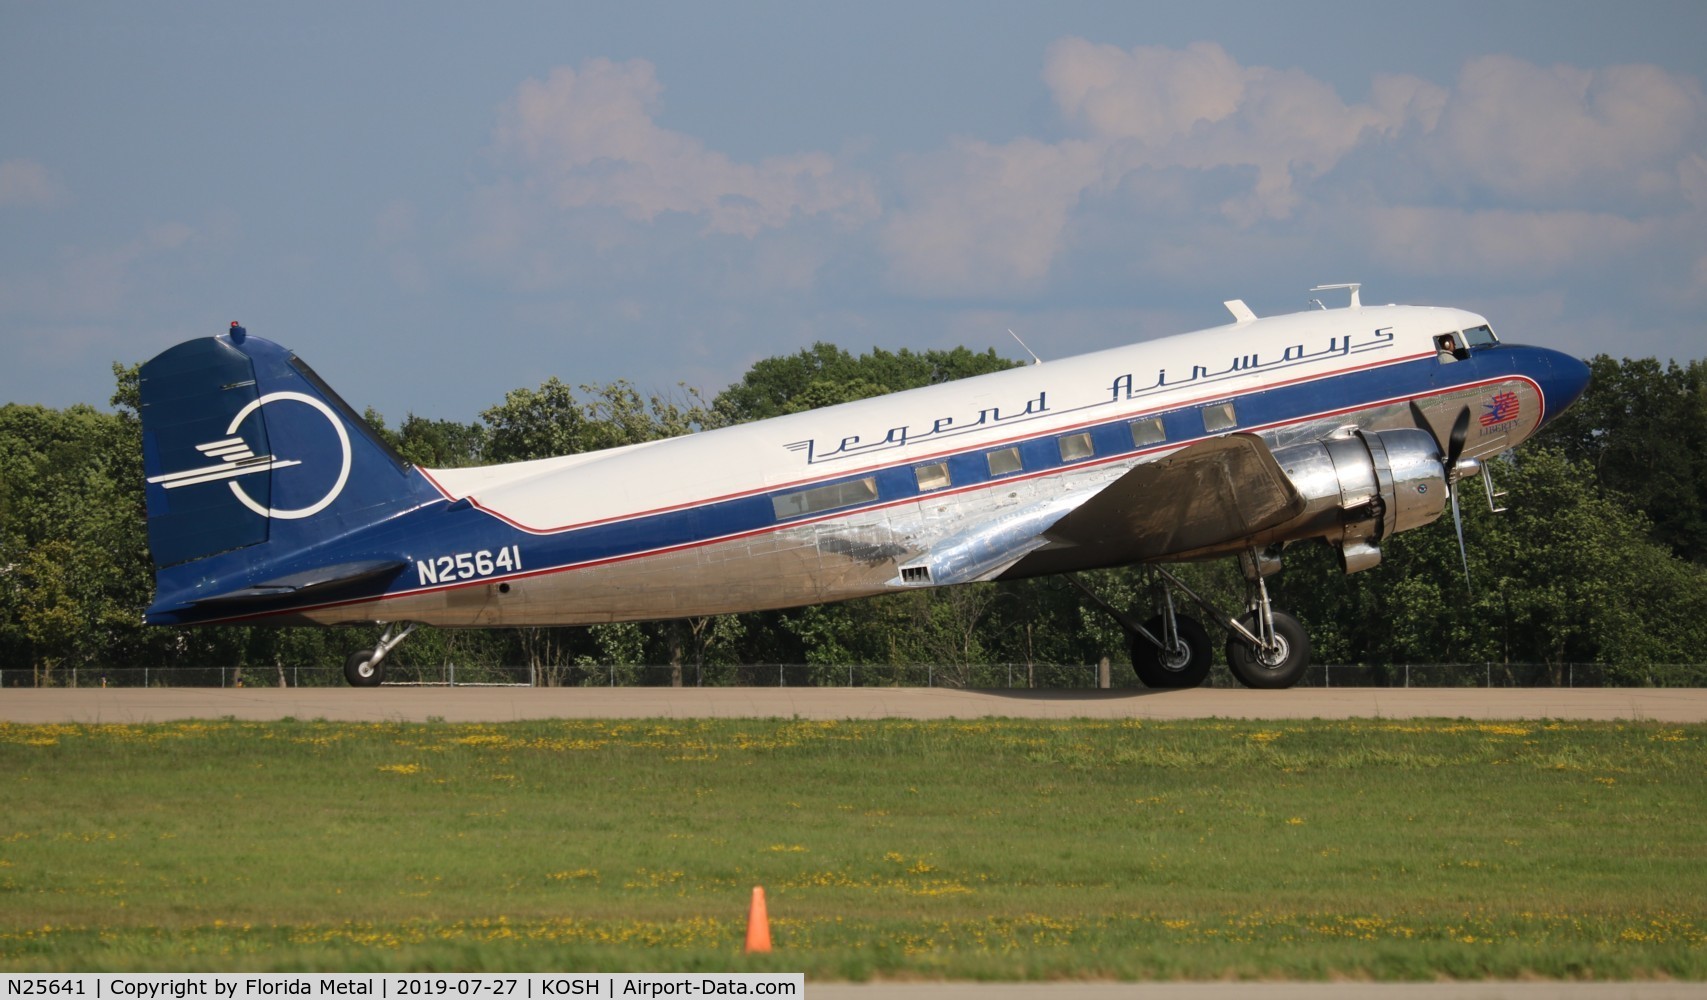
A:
1008;328;1043;365
1309;283;1362;308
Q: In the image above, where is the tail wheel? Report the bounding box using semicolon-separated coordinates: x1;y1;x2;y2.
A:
1225;610;1310;689
344;649;385;687
1131;615;1212;689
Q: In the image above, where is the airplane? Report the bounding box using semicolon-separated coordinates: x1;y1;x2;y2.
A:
138;283;1591;689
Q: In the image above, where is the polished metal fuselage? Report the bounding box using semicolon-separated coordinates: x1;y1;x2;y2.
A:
278;304;1561;628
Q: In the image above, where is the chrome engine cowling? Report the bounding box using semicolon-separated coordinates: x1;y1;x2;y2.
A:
1267;427;1448;573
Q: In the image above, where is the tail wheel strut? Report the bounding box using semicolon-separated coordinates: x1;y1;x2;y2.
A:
343;622;418;687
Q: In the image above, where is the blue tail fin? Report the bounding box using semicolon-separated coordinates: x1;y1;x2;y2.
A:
140;325;441;619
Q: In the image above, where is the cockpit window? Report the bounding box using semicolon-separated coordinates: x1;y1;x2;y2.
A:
1434;333;1465;362
1461;325;1498;348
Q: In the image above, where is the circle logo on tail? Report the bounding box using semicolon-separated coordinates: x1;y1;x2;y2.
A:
225;392;352;520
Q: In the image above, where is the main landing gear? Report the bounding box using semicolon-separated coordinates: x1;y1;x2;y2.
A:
1069;548;1312;690
343;622;418;687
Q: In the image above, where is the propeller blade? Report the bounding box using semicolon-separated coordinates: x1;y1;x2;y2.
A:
1445;406;1471;474
1449;483;1473;595
1408;399;1476;592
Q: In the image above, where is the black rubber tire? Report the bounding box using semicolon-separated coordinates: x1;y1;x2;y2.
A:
1130;615;1212;688
344;648;385;687
1225;610;1311;689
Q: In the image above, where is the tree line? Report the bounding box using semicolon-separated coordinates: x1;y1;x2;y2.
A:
2;345;1704;686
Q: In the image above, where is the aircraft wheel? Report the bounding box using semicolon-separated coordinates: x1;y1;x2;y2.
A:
1130;615;1212;688
1225;611;1310;689
344;649;385;687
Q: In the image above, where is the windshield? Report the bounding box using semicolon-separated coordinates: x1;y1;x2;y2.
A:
1461;324;1498;348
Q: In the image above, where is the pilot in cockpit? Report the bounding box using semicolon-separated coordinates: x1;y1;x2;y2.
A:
1435;332;1468;361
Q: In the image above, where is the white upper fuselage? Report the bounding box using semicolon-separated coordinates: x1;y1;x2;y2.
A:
425;304;1480;534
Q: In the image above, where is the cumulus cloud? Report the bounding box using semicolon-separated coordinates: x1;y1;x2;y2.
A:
879;40;1443;296
0;222;198;320
486;59;878;239
453;44;1707;364
881;137;1103;296
1428;56;1707;208
877;39;1707;301
0;158;68;208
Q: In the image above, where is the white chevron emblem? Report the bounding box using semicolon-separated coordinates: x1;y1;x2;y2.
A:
146;437;301;490
145;391;350;520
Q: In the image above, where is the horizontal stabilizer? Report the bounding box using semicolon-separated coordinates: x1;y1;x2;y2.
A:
186;559;406;608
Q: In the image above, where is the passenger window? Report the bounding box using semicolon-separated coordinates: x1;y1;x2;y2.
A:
1058;432;1094;462
1129;417;1166;448
772;477;878;520
1201;402;1237;433
914;462;951;492
986;447;1023;477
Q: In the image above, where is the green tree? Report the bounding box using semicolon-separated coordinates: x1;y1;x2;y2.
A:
1537;355;1707;563
1275;446;1707;678
714;342;1017;422
0;398;159;681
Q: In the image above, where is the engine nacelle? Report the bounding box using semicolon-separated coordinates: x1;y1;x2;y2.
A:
1267;427;1447;573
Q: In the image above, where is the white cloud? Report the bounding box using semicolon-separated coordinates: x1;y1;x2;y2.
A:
881;137;1103;296
486;59;878;239
1427;56;1707;207
879;40;1448;297
875;40;1707;301
0;223;200;321
1044;39;1247;144
0;159;68;208
1357;206;1660;279
450;43;1707;370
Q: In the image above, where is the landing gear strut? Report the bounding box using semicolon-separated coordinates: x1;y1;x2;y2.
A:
1064;575;1212;688
1070;548;1312;690
343;622;417;687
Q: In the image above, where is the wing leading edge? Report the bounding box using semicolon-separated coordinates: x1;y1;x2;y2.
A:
1047;433;1304;557
890;433;1306;587
1009;434;1308;581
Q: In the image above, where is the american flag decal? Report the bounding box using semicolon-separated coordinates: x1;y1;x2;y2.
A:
1480;391;1521;427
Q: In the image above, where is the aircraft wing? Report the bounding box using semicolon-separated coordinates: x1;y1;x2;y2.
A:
999;433;1307;579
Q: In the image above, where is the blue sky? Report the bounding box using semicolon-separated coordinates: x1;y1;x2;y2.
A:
4;1;1705;423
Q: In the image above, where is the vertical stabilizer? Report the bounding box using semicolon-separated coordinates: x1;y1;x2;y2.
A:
140;325;442;617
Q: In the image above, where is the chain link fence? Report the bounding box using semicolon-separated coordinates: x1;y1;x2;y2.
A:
7;661;1704;689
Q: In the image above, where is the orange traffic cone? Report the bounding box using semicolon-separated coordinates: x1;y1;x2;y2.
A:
744;885;772;953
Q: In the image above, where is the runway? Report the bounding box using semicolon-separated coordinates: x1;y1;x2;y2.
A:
4;685;1706;724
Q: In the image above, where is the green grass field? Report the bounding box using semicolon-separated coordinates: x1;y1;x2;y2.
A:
3;716;1704;979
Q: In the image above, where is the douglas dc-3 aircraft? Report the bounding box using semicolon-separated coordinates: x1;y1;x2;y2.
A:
139;284;1590;689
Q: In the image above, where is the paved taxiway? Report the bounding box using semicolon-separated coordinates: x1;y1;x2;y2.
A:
4;685;1706;724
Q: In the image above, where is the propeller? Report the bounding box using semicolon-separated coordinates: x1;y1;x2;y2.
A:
1412;401;1475;594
